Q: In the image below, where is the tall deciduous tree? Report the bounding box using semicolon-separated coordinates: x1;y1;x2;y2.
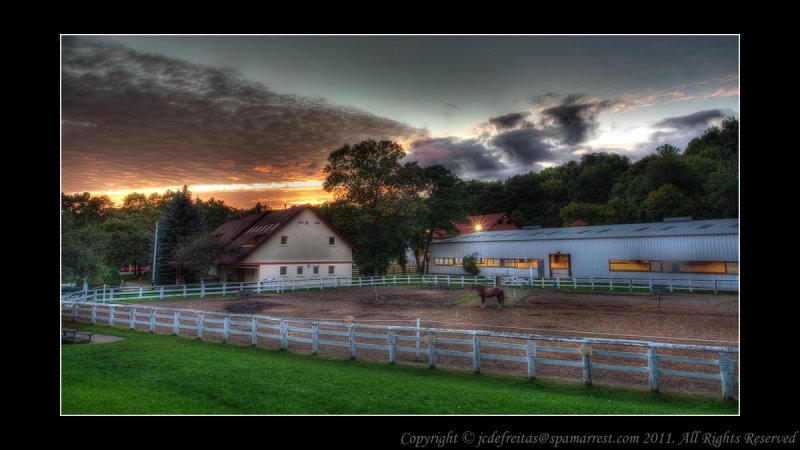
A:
173;233;239;282
155;186;205;284
322;140;410;276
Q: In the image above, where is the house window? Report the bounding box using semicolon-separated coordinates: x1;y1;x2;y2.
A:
279;266;287;275
313;266;319;275
281;236;288;245
329;237;335;246
328;265;335;275
297;266;303;275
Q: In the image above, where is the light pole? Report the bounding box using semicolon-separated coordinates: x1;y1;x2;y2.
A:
151;220;159;287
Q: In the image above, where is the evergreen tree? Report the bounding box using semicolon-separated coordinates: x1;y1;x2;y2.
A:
155;186;205;285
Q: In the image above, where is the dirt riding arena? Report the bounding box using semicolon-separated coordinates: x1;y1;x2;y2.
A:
131;286;738;397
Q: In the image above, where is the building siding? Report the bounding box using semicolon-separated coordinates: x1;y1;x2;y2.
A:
430;234;738;281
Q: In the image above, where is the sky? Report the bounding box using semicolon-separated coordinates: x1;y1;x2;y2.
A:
61;35;739;209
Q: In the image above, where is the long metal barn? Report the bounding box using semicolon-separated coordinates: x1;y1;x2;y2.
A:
429;218;739;283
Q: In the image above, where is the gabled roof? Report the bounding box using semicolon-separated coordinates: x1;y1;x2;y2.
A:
212;205;357;265
432;218;739;244
454;213;521;235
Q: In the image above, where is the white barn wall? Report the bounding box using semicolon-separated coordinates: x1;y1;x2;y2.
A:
239;209;353;281
430;234;738;281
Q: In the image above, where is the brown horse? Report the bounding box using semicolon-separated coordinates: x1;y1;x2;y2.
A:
473;285;505;309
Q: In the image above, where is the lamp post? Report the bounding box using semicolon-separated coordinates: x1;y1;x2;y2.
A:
151;220;159;287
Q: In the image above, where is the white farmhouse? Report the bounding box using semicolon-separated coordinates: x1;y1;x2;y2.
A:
211;205;355;282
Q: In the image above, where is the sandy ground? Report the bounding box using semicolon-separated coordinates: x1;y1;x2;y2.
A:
71;286;739;398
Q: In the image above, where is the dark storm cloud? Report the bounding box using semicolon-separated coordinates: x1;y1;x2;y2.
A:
653;109;726;129
633;109;735;158
488;111;532;130
409;137;506;176
528;92;559;104
61;37;423;193
541;94;615;145
490;127;555;164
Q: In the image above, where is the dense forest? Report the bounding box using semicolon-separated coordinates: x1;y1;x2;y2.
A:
62;118;737;284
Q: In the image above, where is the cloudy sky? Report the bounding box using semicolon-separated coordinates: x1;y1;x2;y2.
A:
61;35;739;208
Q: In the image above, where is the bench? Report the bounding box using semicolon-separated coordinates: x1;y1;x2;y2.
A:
62;328;94;344
238;288;255;298
650;285;670;310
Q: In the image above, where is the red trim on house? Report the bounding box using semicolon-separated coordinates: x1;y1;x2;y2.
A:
235;261;354;266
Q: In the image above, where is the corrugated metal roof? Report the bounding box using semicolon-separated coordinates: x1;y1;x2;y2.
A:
431;218;738;244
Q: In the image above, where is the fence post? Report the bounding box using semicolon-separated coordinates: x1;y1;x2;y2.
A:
526;340;537;380
719;352;734;400
689;279;693;294
197;314;204;339
461;275;465;287
138;287;143;302
291;280;295;292
647;347;659;392
251;318;258;346
388;327;396;364
108;305;115;326
240;282;244;293
222;315;230;343
714;279;718;295
311;322;319;354
183;284;187;298
173;311;180;335
91;304;97;324
591;277;594;290
629;278;633;292
415;318;421;362
201;281;206;299
427;331;436;368
447;275;451;286
472;333;481;373
668;279;673;293
557;278;560;289
130;307;136;329
110;288;115;302
580;343;592;385
609;279;613;291
222;283;227;297
92;289;97;302
256;280;261;294
280;320;288;350
159;285;165;300
573;278;577;289
348;324;356;360
149;309;156;333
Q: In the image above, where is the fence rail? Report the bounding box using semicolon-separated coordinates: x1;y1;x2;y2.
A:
63;273;737;304
61;301;740;399
498;276;738;294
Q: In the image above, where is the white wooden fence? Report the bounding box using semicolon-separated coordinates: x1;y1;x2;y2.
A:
62;273;738;304
499;276;739;294
61;301;740;399
62;275;496;304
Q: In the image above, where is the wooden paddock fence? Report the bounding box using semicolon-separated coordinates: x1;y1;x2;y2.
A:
63;273;737;304
61;301;740;399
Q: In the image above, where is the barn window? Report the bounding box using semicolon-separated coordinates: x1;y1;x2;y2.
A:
328;265;335;275
281;236;288;245
297;266;303;275
677;261;726;274
279;266;287;275
313;266;319;275
609;260;651;272
329;237;335;245
649;260;674;272
550;254;570;269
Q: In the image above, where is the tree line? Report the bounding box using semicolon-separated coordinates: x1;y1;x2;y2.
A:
62;186;260;287
62;117;737;284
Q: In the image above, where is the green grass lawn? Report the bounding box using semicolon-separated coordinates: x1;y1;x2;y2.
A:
61;324;738;415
